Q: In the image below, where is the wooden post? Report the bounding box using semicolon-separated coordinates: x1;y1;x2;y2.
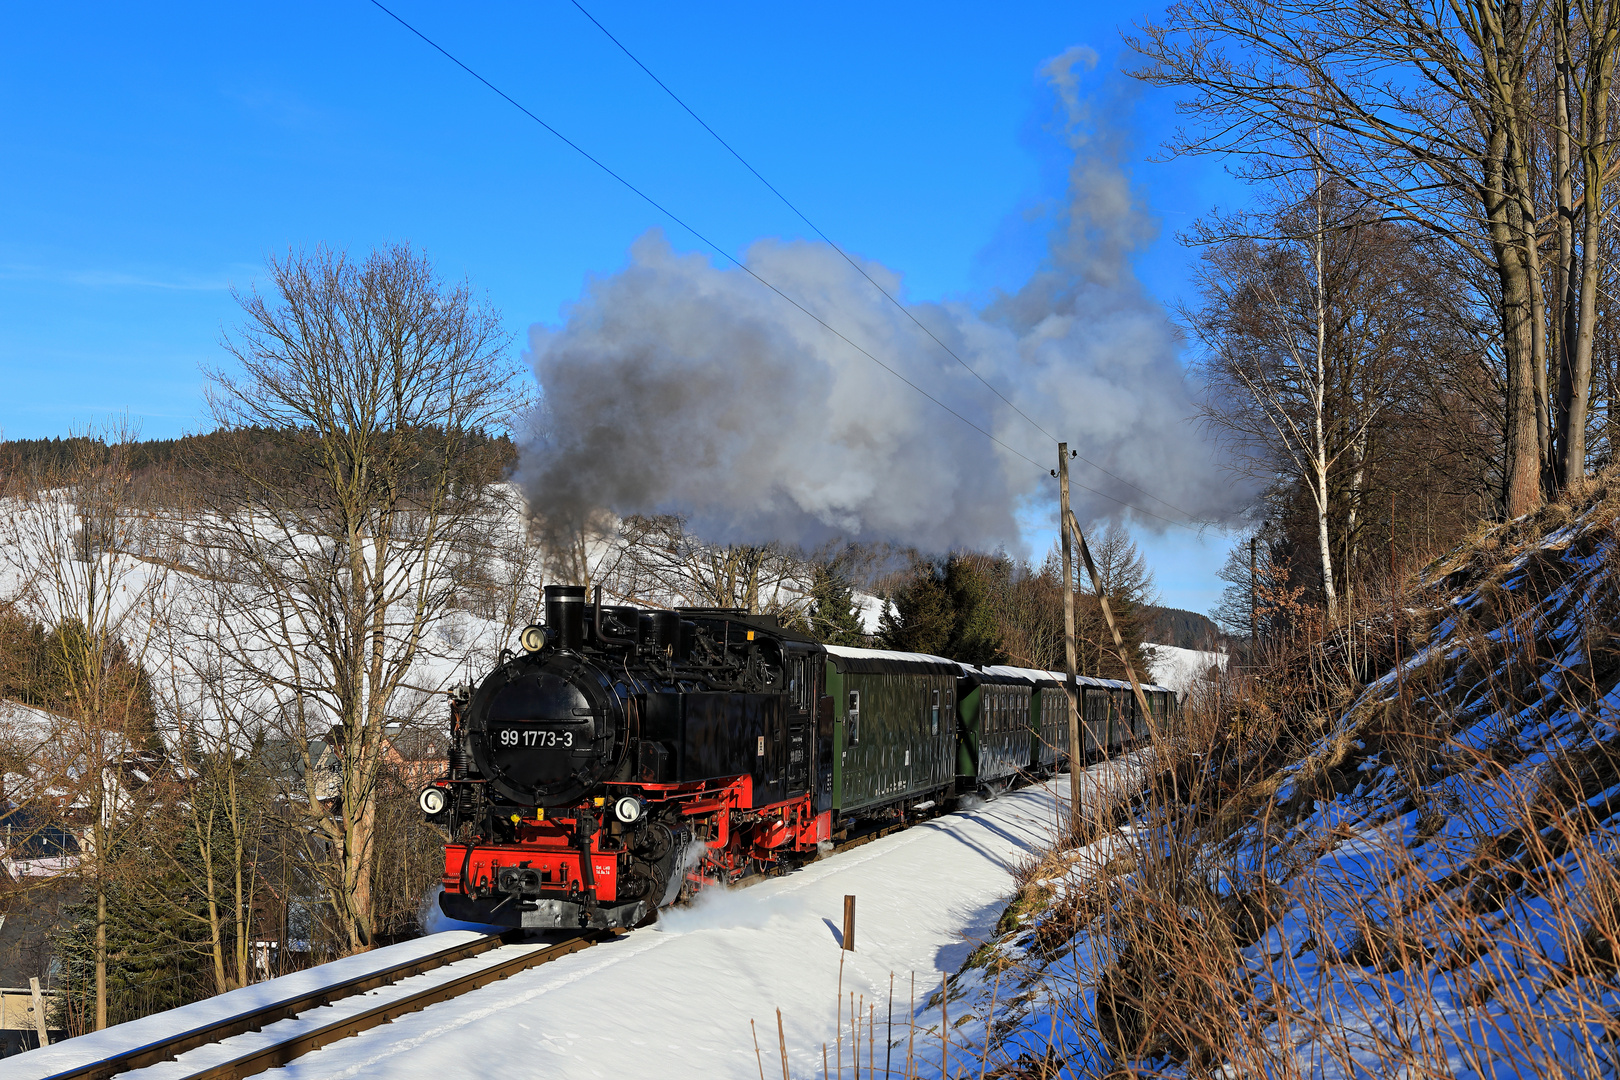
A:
778;1008;791;1080
30;976;49;1048
842;894;856;952
1058;444;1083;828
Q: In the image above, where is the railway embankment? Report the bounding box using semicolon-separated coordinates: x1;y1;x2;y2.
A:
933;479;1620;1078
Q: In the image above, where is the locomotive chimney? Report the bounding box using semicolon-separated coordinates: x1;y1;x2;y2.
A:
544;584;587;651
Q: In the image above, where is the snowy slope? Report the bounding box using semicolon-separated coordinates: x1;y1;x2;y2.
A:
935;492;1620;1077
853;591;892;636
1142;643;1227;698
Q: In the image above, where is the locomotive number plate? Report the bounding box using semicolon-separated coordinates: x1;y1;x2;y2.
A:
496;726;575;748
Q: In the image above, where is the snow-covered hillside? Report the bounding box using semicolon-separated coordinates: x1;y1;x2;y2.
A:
1142;642;1227;698
930;488;1620;1077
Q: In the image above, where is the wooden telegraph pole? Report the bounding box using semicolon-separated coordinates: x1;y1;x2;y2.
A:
1059;444;1165;823
1058;444;1083;829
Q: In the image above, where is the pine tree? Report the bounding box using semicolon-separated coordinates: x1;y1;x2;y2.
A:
879;554;1008;664
879;561;953;655
56;828;214;1034
942;555;1007;665
806;564;868;645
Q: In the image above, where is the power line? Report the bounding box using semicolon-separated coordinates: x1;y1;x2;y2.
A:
366;0;1042;474
364;1;1197;531
568;0;1202;525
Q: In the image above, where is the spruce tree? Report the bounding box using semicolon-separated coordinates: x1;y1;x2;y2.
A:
879;561;953;655
807;564;868;645
942;555;1007;665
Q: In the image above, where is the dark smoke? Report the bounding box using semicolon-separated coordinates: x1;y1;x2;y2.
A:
519;47;1249;552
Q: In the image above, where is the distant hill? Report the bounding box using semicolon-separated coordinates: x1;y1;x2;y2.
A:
0;428;517;499
1140;605;1230;651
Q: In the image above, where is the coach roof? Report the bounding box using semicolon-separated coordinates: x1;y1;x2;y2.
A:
822;644;960;676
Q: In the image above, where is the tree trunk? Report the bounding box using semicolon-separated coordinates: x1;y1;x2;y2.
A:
1558;25;1617;488
1487;124;1544;518
1313;186;1339;622
94;875;107;1031
1554;4;1580;490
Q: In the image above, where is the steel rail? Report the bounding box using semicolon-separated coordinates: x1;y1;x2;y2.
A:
171;936;597;1080
34;931;518;1080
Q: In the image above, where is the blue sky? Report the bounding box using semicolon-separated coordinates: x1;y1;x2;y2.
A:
0;1;1250;613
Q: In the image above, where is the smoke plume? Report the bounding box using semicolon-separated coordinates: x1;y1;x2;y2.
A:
520;48;1246;552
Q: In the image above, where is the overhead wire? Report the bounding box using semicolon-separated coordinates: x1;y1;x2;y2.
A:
567;0;1202;525
364;0;1197;532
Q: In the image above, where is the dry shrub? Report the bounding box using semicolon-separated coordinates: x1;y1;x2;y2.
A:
1093;880;1247;1068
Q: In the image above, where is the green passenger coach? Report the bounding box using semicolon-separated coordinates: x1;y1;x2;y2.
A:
822;646;958;815
955;666;1037;789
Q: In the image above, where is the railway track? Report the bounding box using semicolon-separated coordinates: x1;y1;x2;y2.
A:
41;797;961;1080
35;934;598;1080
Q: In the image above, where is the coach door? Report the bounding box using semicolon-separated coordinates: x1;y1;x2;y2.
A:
785;650;815;796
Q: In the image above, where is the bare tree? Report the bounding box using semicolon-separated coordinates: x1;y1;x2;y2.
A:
612;515;813;617
1189;190;1471;613
147;558;271;993
0;421;166;1029
196;245;520;952
1130;0;1551;513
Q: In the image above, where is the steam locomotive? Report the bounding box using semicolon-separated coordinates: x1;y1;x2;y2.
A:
419;585;1174;931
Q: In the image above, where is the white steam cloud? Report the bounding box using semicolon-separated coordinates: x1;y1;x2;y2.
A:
520;48;1246;551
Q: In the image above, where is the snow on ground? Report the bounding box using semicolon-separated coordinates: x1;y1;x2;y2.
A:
12;777;1097;1080
269;782;1068;1080
1142;642;1226;698
947;499;1620;1077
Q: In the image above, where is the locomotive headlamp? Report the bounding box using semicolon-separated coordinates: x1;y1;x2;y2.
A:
418;786;447;816
519;624;546;653
614;796;643;824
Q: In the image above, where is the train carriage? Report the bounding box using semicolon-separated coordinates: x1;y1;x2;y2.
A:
971;665;1070;776
955;666;1037;789
822;646;957;817
1080;678;1114;757
1029;673;1068;772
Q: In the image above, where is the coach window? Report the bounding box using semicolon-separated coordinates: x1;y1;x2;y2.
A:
847;690;861;746
930;688;941;735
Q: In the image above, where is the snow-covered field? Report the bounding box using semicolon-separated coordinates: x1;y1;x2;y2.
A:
1142;642;1226;698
